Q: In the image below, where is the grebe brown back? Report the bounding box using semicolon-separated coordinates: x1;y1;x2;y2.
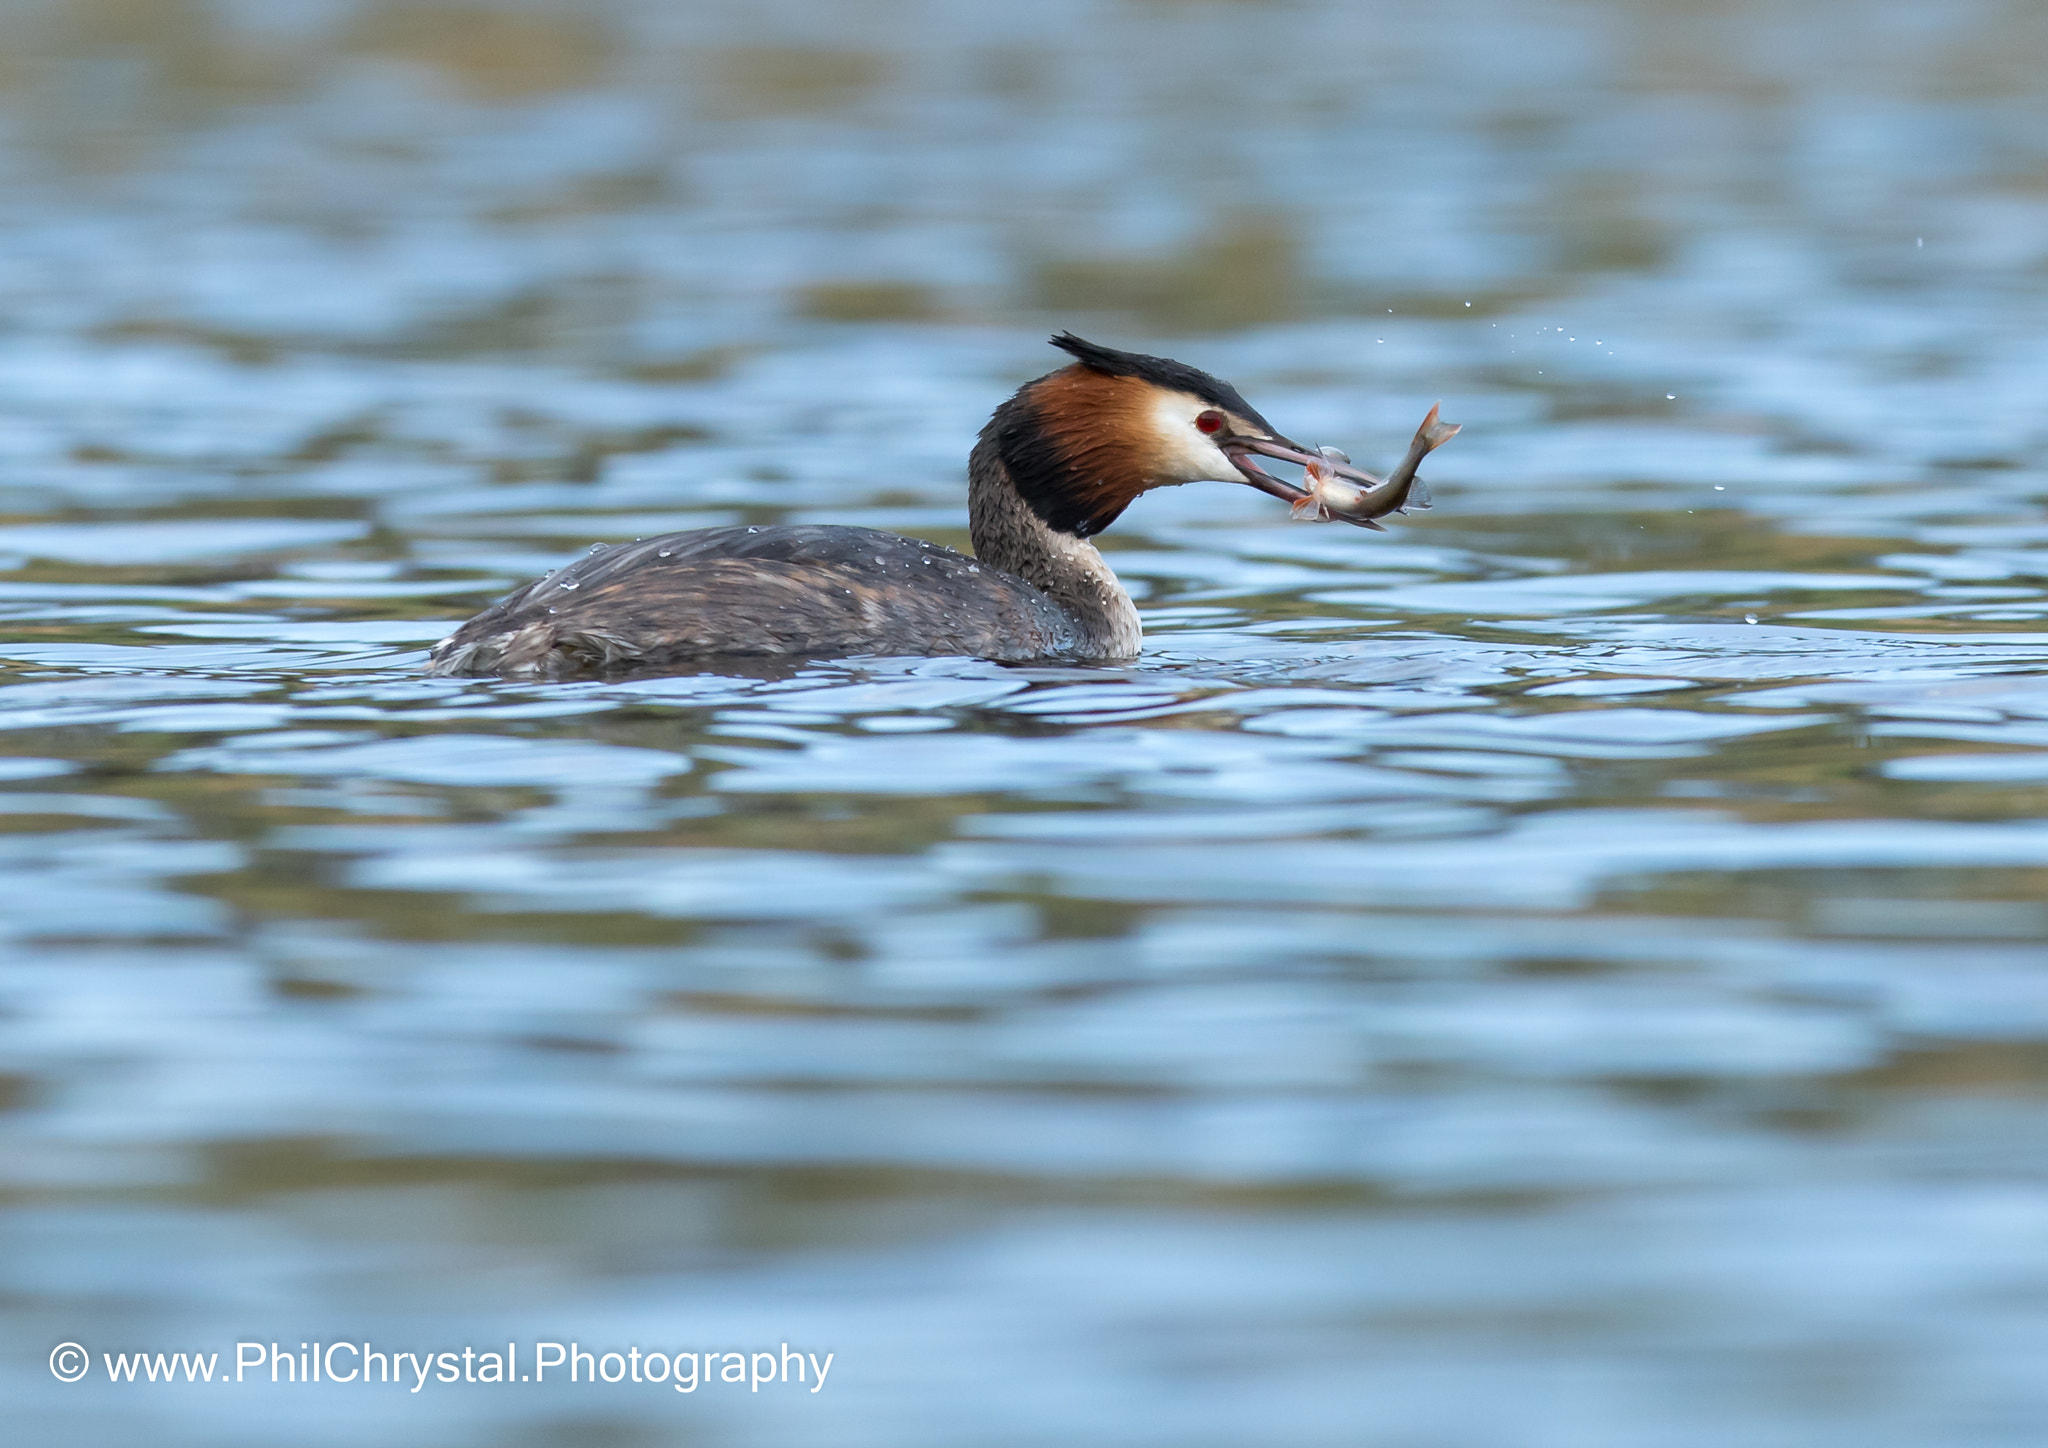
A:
426;333;1415;679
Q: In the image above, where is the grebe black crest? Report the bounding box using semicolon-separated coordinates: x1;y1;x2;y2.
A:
427;333;1442;679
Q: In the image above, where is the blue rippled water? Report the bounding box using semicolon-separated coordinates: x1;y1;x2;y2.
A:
4;1;2048;1444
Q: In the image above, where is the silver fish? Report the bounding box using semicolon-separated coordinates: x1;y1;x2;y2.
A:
1291;403;1460;530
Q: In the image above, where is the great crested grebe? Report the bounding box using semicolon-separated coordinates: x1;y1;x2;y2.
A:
426;333;1436;678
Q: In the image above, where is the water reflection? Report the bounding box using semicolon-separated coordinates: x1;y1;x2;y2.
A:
2;0;2048;1445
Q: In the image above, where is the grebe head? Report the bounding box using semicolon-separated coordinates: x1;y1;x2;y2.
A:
988;332;1363;537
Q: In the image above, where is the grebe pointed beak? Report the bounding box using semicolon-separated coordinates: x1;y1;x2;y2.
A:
1222;434;1386;497
1220;432;1384;507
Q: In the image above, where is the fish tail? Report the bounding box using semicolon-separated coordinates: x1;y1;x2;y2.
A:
1414;402;1461;452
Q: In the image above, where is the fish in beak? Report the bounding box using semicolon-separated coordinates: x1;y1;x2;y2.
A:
1228;404;1460;530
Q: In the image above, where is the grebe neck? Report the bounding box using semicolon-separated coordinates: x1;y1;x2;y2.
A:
967;432;1141;661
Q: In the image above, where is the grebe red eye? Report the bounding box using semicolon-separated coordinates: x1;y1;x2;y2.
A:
1195;410;1225;435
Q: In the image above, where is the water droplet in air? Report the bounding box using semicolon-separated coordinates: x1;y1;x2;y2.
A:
1464;301;1472;306
657;549;672;557
747;526;759;533
1713;485;1724;491
1666;393;1676;400
1745;614;1759;624
560;582;578;590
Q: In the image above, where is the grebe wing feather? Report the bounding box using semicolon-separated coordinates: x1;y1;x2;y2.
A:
427;525;1077;677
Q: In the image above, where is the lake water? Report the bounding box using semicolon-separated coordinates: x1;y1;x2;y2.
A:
4;1;2048;1443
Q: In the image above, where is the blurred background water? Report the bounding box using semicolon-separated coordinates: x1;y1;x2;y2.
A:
2;0;2048;1443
